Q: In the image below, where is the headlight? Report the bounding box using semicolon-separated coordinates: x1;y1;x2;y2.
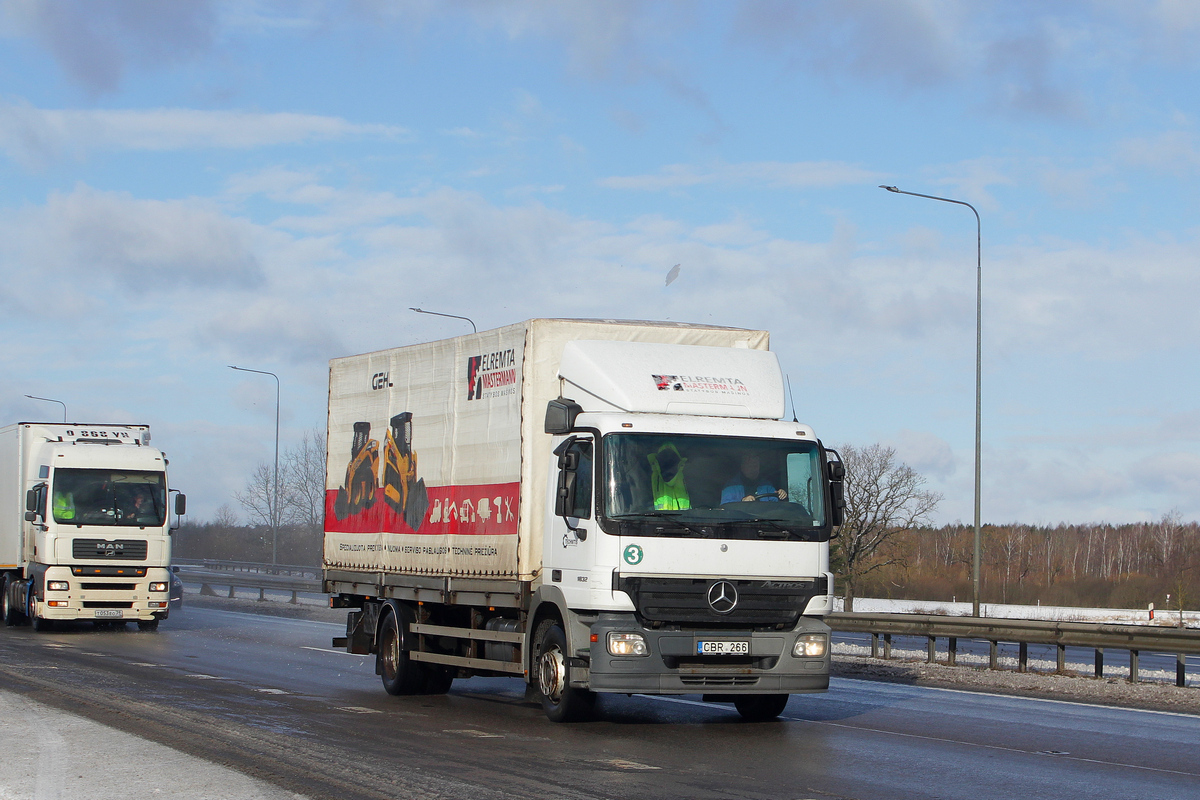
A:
148;582;168;592
46;580;69;591
793;633;827;658
607;632;649;657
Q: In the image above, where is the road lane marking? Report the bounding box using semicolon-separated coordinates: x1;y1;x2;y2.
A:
336;706;382;714
443;729;502;738
301;646;370;657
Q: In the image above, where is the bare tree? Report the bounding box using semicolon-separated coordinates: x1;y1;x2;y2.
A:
235;429;326;531
234;461;291;529
284;429;327;529
834;443;942;611
211;503;240;528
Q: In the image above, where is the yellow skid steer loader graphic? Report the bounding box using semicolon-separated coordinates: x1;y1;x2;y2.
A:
383;412;429;531
332;421;379;521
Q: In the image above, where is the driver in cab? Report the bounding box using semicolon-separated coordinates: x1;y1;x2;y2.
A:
721;453;787;504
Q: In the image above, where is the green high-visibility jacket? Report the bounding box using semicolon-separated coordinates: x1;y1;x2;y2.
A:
53;491;75;521
647;444;690;510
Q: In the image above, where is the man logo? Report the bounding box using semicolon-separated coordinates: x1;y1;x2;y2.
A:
707;581;738;614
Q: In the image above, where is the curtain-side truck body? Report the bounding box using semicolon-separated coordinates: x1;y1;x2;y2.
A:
1;423;185;632
324;319;844;721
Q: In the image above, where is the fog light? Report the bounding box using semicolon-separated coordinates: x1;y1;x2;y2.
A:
48;600;69;608
607;632;649;657
793;633;827;658
148;582;168;592
148;601;167;609
47;580;69;591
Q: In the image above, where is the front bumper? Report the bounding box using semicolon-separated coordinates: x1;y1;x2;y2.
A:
581;612;830;694
36;565;172;622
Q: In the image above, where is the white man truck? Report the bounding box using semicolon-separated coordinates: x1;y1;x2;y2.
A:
1;423;186;632
324;319;844;721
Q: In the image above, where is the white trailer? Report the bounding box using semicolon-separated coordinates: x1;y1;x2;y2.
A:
324;319;844;721
1;423;186;631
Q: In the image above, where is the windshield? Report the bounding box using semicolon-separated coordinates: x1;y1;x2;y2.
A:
601;433;829;540
52;469;167;527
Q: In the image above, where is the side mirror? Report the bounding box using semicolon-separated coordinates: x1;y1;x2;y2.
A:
829;481;846;527
26;488;38;513
544;398;583;435
24;511;36;522
174;493;187;516
555;470;577;518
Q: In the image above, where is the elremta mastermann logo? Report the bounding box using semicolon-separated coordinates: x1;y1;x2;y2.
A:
651;374;749;396
467;349;518;401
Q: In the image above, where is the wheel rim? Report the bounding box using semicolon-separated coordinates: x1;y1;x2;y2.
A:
381;621;399;682
538;644;567;703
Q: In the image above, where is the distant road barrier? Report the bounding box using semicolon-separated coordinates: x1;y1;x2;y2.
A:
173;558;323;604
827;612;1200;687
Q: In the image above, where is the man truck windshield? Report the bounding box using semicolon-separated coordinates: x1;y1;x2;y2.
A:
52;469;167;527
602;433;830;540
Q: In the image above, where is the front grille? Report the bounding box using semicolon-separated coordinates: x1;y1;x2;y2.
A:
618;577;818;628
679;675;760;687
81;583;136;591
72;539;148;561
83;602;133;609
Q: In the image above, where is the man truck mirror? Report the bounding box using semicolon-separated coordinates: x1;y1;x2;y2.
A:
544;398;583;435
174;493;187;516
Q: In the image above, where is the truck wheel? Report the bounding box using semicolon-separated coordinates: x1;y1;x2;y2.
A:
28;592;52;632
378;606;425;695
2;576;21;626
137;620;160;632
422;665;455;695
734;694;789;721
535;620;595;723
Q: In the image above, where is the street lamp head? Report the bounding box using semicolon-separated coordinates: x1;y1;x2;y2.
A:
880;185;900;193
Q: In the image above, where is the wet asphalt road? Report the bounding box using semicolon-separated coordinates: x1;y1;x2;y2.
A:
1;605;1198;800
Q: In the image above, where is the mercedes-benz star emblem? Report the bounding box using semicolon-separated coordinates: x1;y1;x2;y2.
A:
707;581;738;614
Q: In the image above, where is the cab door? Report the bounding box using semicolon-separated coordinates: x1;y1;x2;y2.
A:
543;435;597;604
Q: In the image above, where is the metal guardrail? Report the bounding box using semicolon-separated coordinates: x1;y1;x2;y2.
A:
173;558;323;604
826;612;1200;687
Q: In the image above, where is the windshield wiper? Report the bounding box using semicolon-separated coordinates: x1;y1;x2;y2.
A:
610;512;711;537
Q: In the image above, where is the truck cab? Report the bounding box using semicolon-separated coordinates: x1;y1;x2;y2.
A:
2;424;185;631
532;341;842;719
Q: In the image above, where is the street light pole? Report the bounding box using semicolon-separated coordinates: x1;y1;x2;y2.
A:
410;307;477;333
229;366;280;565
25;395;67;423
880;185;983;617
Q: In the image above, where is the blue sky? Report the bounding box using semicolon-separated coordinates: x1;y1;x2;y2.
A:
2;1;1200;526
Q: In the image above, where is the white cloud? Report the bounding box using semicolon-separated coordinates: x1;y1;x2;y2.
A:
0;102;407;168
0;183;263;292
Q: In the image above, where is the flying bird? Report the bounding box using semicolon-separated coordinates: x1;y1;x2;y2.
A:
665;263;680;287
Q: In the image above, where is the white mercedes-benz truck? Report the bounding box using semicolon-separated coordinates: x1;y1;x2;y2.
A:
1;423;186;632
324;319;844;721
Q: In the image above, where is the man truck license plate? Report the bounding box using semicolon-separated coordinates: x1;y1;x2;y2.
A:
93;610;122;618
697;640;749;655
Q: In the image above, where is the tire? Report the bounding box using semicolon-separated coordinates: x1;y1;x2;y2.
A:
535;619;595;723
734;694;789;721
422;664;455;695
137;619;160;632
2;576;22;626
28;590;51;632
378;605;426;695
